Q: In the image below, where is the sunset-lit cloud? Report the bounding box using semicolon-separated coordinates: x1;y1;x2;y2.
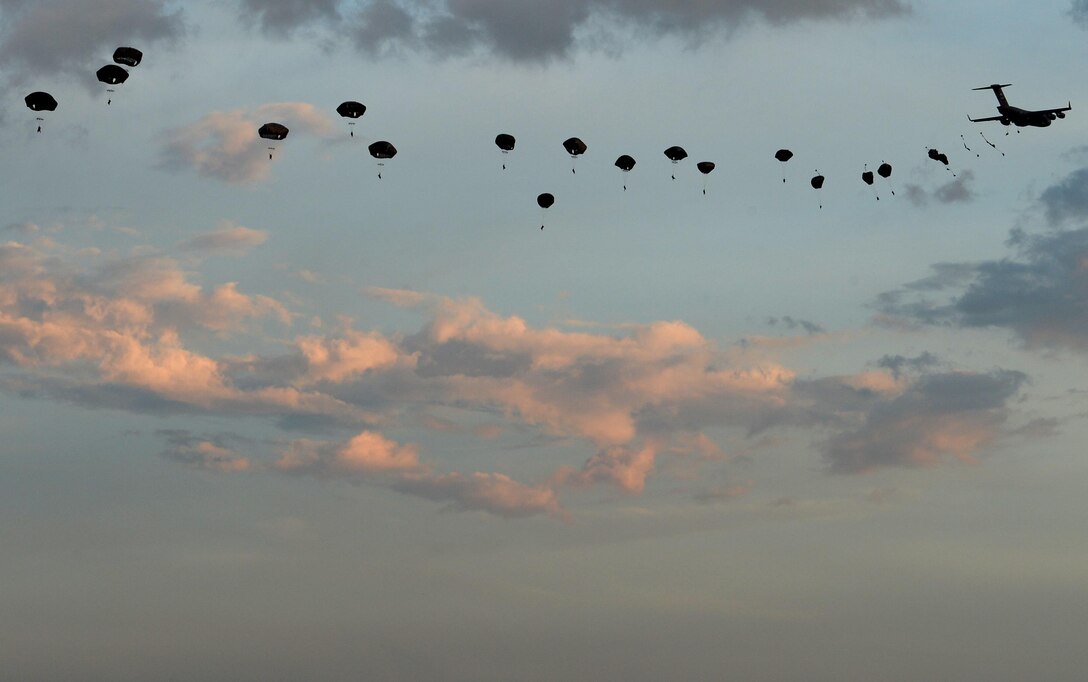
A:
159;102;337;184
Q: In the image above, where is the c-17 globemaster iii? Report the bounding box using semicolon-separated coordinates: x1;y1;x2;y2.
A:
968;84;1071;127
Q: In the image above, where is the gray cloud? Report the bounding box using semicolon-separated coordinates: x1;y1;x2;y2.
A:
766;315;825;335
821;369;1026;473
878;227;1088;352
158;429;251;472
0;0;185;86
239;0;340;36
1039;167;1088;226
1072;0;1088;27
238;0;909;61
903;170;976;207
876;351;940;379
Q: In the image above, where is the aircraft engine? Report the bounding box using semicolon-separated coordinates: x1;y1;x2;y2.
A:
1057;111;1066;119
1049;112;1057;120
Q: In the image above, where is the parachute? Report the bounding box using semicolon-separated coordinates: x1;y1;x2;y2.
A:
562;137;587;173
664;145;687;180
96;64;128;105
810;171;825;208
615;154;636;190
259;122;289;160
495;133;515;169
368;140;397;178
697;161;715;195
774;148;793;182
336;101;366;136
537;192;554;230
112;47;142;67
927;148;955;176
24;91;57;133
862;166;878;201
877;161;895;196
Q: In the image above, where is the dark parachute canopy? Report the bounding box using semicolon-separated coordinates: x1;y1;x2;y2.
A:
811;172;826;208
96;64;128;85
927;148;949;165
615;154;636;190
495;133;515;151
25;92;57;111
877;162;892;178
369;140;397;178
563;137;587;173
537;192;554;230
113;47;142;67
664;146;687;180
774;148;793;183
563;137;587;156
369;140;397;159
495;133;515;169
862;170;874;185
664;146;688;162
25;91;57;133
337;101;365;136
259;122;289;160
258;123;289;140
337;101;366;118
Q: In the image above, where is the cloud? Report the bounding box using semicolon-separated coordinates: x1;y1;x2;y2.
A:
275;429;562;518
820;369;1026;473
275;429;423;474
159;429;251;472
179;221;269;254
0;0;184;86
878;227;1088;352
1072;0;1088;28
234;0;909;61
1039;167;1088;226
158;102;336;184
391;470;563;518
902;170;976;207
239;0;340;36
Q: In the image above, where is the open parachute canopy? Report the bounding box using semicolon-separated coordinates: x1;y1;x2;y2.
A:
258;122;289;140
495;133;515;152
664;146;688;162
775;149;794;163
96;64;128;85
562;137;587;156
537;192;554;209
862;170;874;185
810;174;825;189
615;155;636;171
337;101;366;118
697;161;715;174
112;47;142;67
878;162;892;178
369;141;397;159
25;91;57;111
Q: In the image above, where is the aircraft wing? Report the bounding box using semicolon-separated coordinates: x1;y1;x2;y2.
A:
1033;102;1072;115
968;115;1005;122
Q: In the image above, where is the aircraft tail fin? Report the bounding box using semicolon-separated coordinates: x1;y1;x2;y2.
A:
972;83;1012;107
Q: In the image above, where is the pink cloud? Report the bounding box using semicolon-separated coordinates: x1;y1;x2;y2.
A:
159;102;337;184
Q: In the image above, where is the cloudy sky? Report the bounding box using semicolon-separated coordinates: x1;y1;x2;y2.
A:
3;1;1088;679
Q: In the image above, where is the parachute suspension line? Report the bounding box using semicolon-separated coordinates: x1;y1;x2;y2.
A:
980;132;1004;156
881;161;896;196
961;134;978;157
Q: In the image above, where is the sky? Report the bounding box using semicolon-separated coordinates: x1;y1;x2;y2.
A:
3;1;1088;679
